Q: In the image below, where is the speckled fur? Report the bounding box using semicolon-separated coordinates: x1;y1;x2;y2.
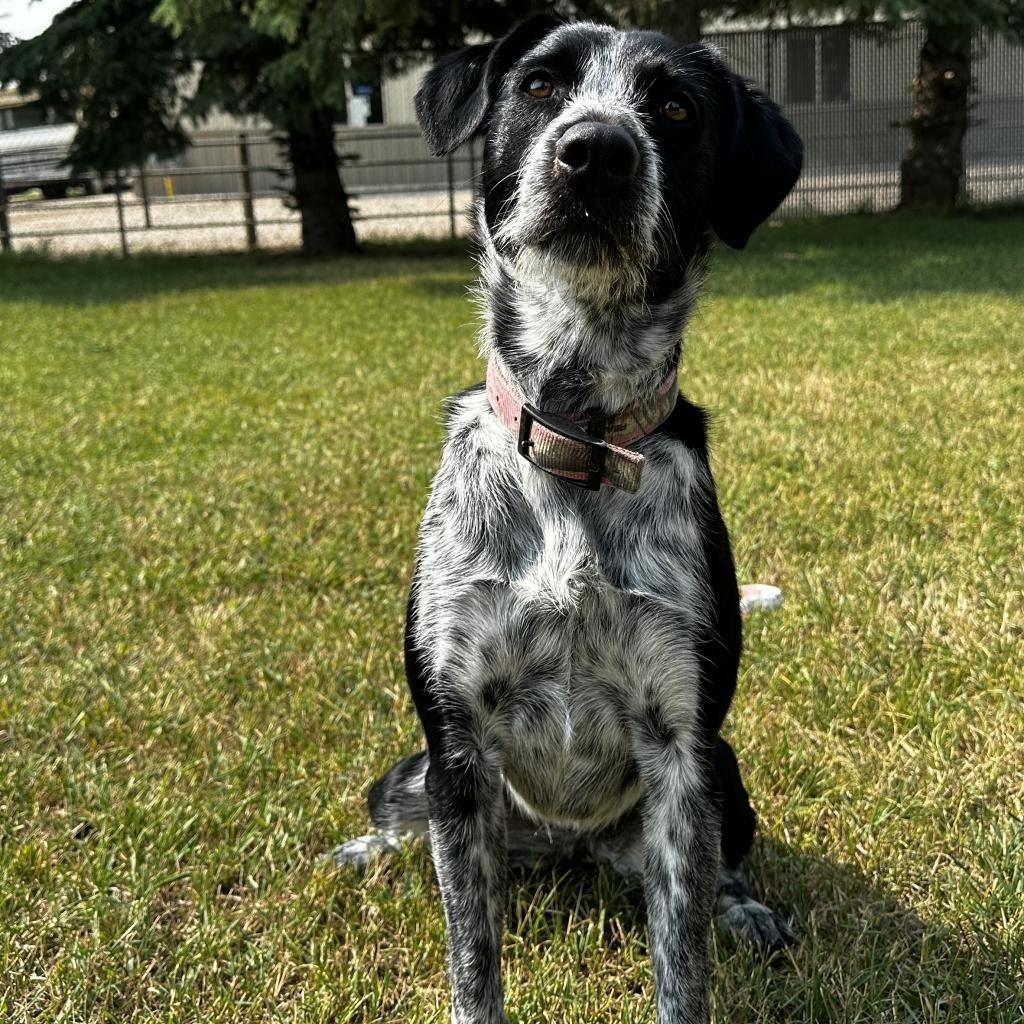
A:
332;18;802;1024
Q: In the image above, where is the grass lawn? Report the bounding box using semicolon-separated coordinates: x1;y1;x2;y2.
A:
1;215;1022;1023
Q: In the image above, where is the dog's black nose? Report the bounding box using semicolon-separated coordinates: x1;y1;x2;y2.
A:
554;122;639;189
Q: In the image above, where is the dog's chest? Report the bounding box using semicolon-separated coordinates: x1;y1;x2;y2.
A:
496;495;708;823
415;391;714;824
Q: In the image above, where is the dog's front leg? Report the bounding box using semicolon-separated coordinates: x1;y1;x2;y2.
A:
637;732;720;1024
426;725;508;1024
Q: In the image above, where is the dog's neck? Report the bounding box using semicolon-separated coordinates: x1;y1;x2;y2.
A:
477;235;707;416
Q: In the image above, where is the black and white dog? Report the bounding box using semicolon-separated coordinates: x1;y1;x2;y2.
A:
334;16;802;1024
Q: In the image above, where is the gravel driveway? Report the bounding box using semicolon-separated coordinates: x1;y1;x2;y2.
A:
3;189;476;255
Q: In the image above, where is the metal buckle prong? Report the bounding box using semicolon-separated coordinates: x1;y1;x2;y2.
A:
517;404;608;491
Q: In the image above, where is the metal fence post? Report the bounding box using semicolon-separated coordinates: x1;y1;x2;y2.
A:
114;170;129;257
138;164;152;229
0;153;11;252
238;132;258;251
446;151;457;239
958;30;975;207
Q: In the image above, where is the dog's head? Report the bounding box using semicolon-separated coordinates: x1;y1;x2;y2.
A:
416;17;802;299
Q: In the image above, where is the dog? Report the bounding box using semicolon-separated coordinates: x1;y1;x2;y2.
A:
333;16;803;1024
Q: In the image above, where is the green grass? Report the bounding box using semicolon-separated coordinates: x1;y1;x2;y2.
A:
1;215;1022;1023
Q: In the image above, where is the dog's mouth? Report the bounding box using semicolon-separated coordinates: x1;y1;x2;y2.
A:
532;221;621;262
519;199;638;267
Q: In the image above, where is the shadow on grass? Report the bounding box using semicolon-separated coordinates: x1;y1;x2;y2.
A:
497;835;1020;1020
710;211;1024;303
0;238;473;308
407;276;477;301
3;212;1021;311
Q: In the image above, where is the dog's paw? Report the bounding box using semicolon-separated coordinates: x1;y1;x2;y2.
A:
326;830;407;871
717;896;795;956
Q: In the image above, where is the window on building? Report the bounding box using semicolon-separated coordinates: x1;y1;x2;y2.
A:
343;56;384;126
785;28;851;105
350;81;383;126
13;103;49;129
821;29;851;103
786;32;817;104
0;101;73;131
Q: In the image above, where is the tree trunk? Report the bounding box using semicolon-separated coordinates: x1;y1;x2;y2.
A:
286;107;357;255
898;20;972;212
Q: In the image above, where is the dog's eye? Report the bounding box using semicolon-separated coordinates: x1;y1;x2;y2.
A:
524;76;554;99
661;97;691;122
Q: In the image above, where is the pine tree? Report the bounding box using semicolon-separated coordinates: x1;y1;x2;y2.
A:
0;0;190;174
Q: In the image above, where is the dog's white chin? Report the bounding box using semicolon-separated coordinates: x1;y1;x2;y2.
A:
512;238;651;306
483;199;655;306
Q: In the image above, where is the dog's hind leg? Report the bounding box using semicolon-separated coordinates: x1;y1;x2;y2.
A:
334;756;586;873
713;737;794;953
714;736;756;867
329;750;429;869
367;750;431;831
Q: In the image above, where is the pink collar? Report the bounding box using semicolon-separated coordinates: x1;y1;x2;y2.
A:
485;359;678;493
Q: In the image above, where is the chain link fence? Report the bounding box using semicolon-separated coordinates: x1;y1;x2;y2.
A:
1;23;1022;256
711;23;1024;214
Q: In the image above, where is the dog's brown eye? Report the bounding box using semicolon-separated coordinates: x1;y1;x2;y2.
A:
524;76;554;99
662;98;690;122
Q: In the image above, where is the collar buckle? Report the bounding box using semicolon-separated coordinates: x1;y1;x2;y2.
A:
517;404;608;491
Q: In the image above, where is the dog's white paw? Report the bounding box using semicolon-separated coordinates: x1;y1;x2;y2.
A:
739;583;783;616
326;830;407;871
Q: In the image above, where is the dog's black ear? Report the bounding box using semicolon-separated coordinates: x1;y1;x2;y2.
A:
709;76;803;249
415;14;564;157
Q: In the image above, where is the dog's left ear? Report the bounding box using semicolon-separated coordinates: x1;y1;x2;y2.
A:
415;14;564;157
709;76;803;249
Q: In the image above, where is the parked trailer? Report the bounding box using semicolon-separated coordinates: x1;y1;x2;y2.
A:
0;123;104;199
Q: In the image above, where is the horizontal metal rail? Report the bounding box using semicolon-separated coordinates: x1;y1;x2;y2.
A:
9;205;471;241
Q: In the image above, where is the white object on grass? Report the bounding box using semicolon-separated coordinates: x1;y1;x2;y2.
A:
739;584;783;616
